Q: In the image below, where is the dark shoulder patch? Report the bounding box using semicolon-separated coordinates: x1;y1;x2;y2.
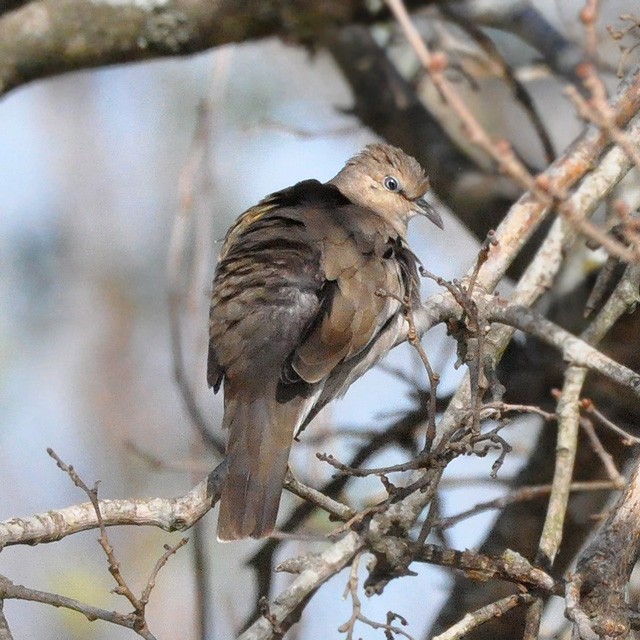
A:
268;180;351;209
220;180;352;261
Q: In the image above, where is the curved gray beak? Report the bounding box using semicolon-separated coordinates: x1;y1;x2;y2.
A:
414;197;444;230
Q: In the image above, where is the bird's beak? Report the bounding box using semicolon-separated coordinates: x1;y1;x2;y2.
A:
413;197;444;230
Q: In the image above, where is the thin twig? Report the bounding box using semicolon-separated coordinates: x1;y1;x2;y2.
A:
582;399;640;445
46;449;189;637
338;553;415;640
283;470;356;522
46;450;144;612
536;366;590;574
316;451;425;477
580;0;601;61
579;418;627;488
435;480;617;530
0;575;151;638
567;64;640;173
405;304;440;450
139;538;189;607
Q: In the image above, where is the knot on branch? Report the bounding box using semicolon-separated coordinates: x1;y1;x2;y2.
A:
363;538;417;597
363;513;416;596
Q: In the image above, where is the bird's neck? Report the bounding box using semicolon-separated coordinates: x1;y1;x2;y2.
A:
327;177;410;240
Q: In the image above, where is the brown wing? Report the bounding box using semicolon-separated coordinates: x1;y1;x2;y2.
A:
291;207;407;384
295;239;420;434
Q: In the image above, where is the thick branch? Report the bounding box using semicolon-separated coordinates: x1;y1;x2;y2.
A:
0;0;394;97
415;545;561;595
568;455;640;639
0;460;226;547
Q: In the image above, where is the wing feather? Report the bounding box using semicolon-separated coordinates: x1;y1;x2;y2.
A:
291;209;405;384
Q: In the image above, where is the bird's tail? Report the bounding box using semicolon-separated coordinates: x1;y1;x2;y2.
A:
217;382;305;541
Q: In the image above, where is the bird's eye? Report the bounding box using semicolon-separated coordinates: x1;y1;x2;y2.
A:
383;176;400;192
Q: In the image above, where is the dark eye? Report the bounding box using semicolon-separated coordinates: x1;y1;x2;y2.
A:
383;176;400;192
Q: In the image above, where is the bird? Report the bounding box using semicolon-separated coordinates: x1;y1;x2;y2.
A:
208;143;443;540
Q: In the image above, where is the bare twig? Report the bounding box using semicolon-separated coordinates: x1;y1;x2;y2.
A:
376;287;440;449
316;451;425;478
583;399;640;445
580;418;627;488
580;0;601;62
480;401;555;422
607;14;640;77
536;367;588;572
140;538;189;608
338;553;415;640
435;481;617;531
0;575;152;638
565;69;640;200
47;449;187;638
46;451;142;607
405;305;440;450
283;470;356;522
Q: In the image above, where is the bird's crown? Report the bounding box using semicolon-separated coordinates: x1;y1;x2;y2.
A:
344;143;430;200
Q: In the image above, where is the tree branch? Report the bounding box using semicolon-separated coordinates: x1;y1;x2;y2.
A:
433;593;536;640
0;460;227;548
0;599;13;640
0;0;401;97
239;532;363;640
567;453;640;638
0;574;154;638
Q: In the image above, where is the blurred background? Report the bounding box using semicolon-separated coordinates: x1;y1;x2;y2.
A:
1;1;639;638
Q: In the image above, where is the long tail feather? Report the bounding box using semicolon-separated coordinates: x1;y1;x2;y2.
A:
217;383;305;541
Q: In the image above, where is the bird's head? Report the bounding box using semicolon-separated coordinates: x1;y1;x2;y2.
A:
330;143;443;237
